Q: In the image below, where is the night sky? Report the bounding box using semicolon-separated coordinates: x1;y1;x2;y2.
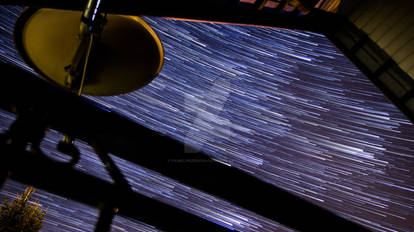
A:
1;5;414;232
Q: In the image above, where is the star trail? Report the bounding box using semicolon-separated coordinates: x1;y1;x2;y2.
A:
1;5;414;232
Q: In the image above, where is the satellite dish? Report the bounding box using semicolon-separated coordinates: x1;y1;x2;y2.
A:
14;8;164;96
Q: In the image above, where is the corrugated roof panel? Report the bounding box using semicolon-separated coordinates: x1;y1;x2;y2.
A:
369;3;410;42
352;0;383;28
392;28;414;63
381;12;414;53
361;0;391;35
408;66;414;78
400;53;414;72
348;1;370;23
346;0;414;80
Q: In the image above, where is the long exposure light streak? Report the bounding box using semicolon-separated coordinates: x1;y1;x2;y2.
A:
1;6;414;232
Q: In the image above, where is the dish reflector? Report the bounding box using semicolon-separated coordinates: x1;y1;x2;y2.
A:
14;8;164;96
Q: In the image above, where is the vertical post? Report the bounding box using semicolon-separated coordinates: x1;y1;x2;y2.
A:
0;148;8;190
93;144;130;232
94;203;116;232
0;134;7;189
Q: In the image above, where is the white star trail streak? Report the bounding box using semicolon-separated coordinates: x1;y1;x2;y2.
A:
1;6;414;232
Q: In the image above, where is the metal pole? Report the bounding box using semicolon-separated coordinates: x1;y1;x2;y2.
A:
94;203;116;232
